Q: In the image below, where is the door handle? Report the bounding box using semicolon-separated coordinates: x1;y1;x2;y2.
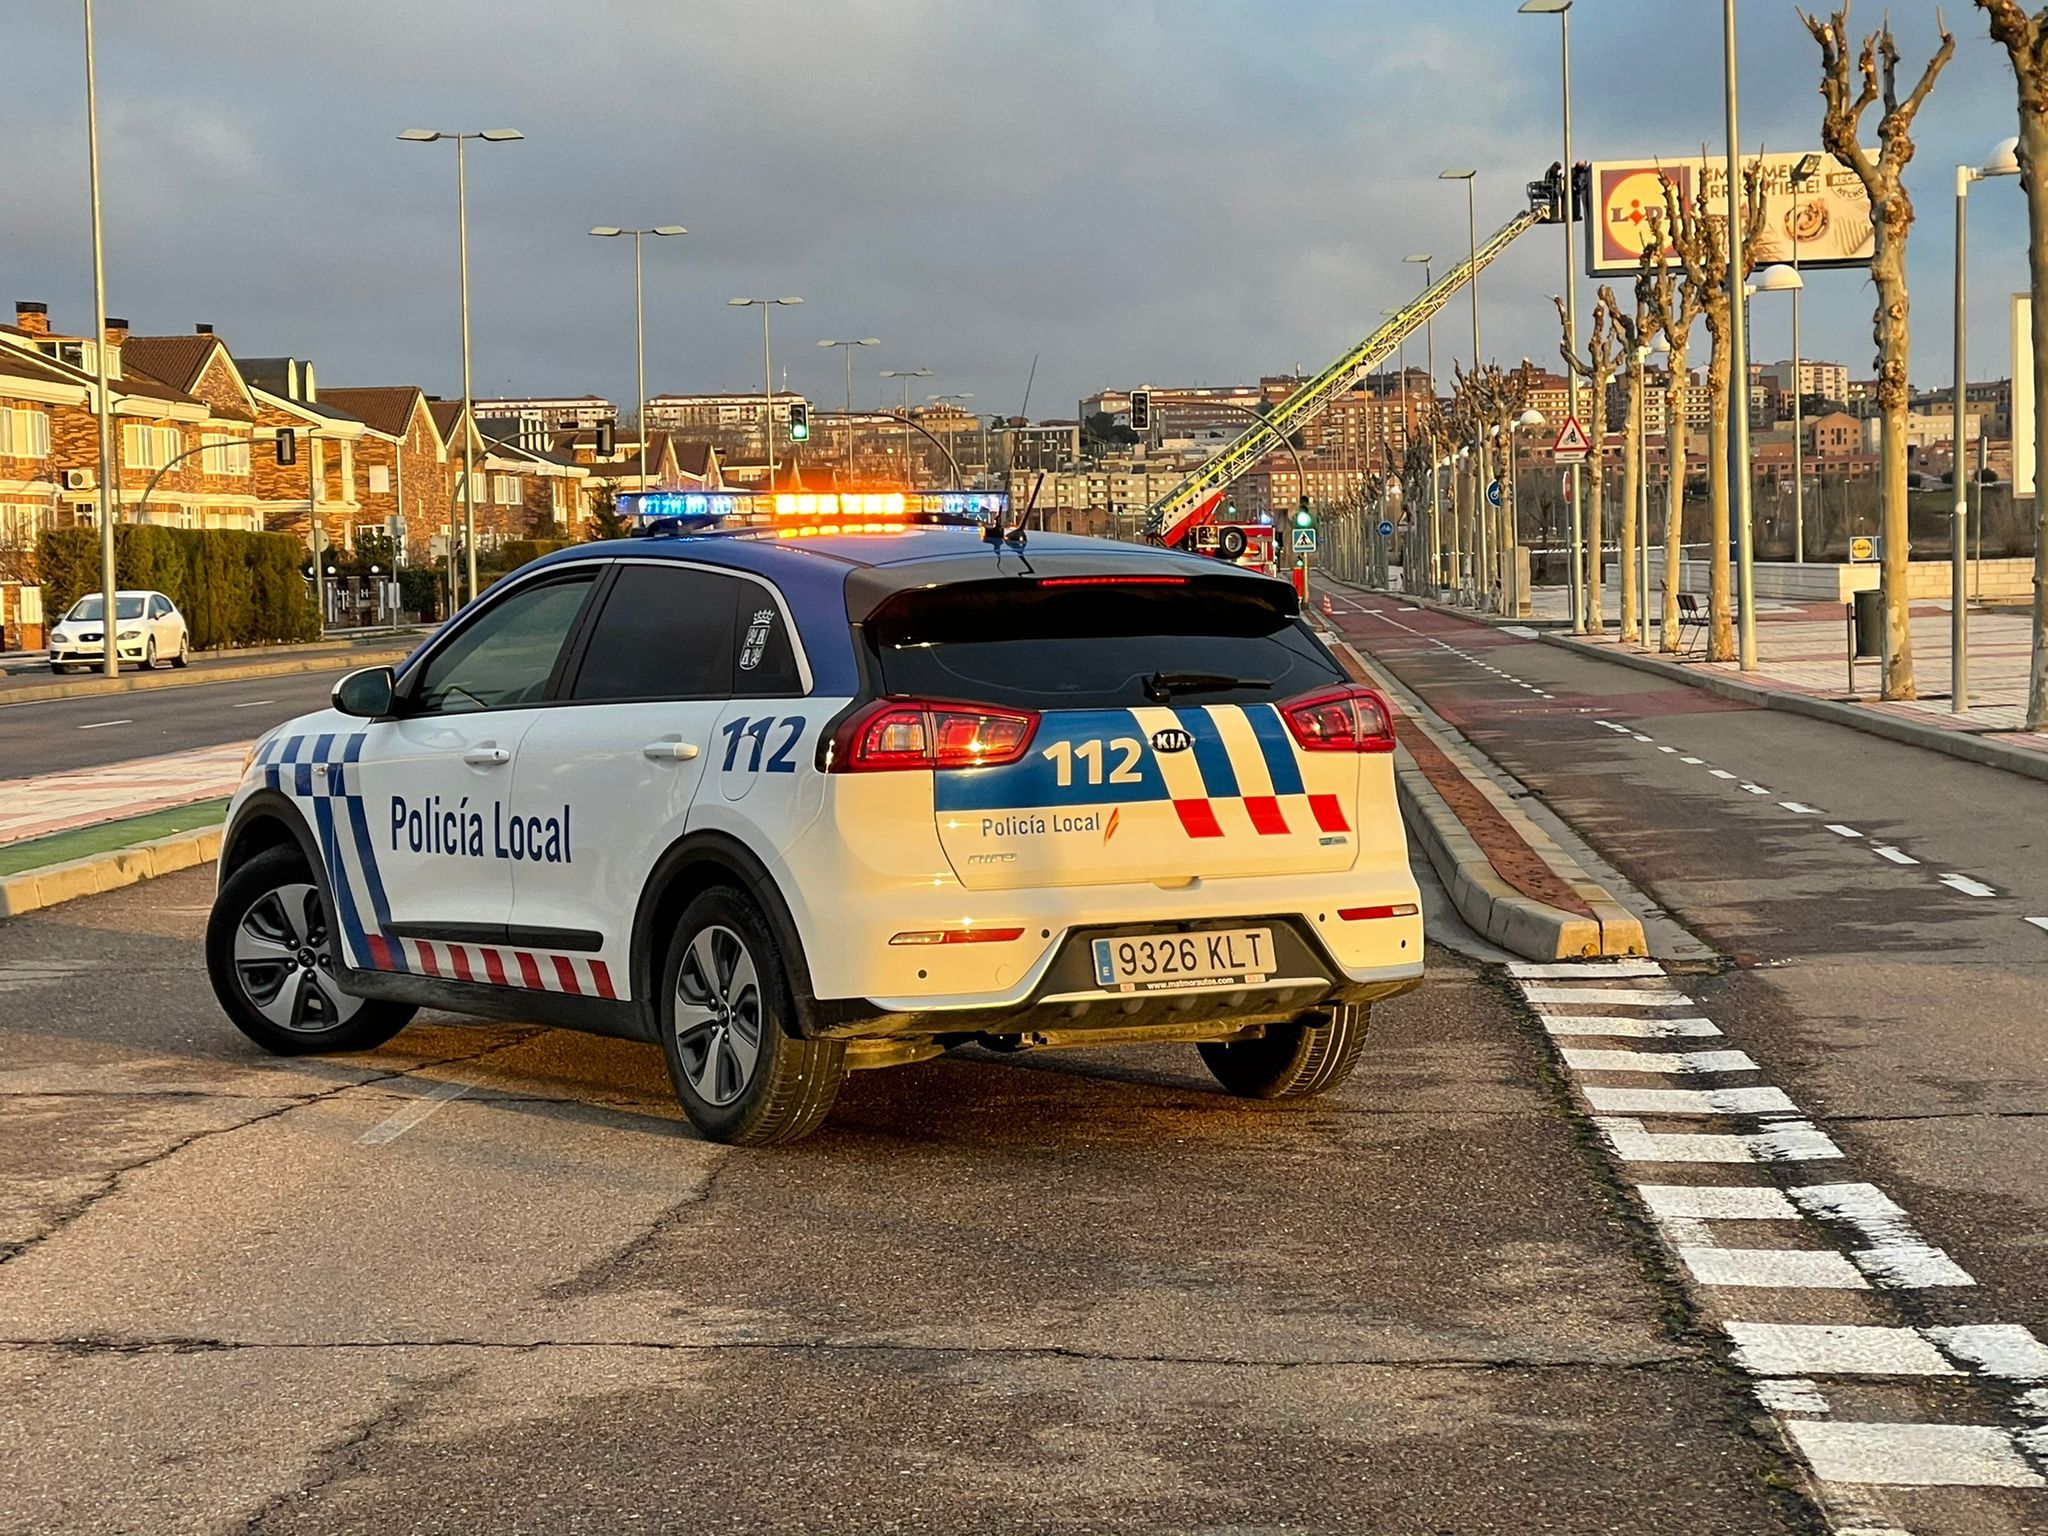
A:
642;737;701;761
462;745;511;766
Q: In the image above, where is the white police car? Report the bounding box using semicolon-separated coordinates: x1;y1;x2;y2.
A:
205;521;1423;1143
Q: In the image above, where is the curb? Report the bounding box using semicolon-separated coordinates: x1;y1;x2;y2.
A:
1537;633;2048;787
0;646;415;706
1319;627;1646;961
0;823;221;920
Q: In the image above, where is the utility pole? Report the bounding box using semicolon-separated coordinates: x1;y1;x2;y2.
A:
82;0;118;677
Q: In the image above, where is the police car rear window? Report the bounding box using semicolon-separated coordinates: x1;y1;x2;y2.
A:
863;578;1340;710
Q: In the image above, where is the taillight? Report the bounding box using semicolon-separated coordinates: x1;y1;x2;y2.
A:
1282;684;1397;753
827;698;1039;772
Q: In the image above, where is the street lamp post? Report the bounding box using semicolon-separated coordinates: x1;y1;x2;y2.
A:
1405;254;1437;589
1714;0;1759;670
729;297;803;487
1512;407;1546;618
589;225;685;498
1521;0;1583;633
817;337;880;462
1786;154;1821;564
880;368;933;479
79;0;121;675
1634;343;1652;642
1954;137;2021;714
1749;264;1804;587
930;394;975;489
1440;169;1485;606
399;127;522;608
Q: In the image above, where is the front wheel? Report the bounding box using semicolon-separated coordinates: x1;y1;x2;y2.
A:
1199;1002;1370;1100
205;845;414;1055
658;887;844;1145
143;637;158;669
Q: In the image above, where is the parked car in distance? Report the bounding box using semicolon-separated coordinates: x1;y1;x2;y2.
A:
47;589;191;672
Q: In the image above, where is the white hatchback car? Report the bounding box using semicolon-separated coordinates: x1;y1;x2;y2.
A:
48;589;191;672
206;524;1423;1144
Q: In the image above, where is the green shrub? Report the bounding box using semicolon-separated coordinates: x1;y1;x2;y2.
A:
38;526;319;650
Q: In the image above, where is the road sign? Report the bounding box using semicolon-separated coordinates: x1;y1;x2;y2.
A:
1292;528;1318;553
1486;480;1502;507
1377;520;1394;537
1552;415;1591;463
1849;535;1878;563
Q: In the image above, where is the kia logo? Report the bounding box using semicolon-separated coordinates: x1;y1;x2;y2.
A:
1150;728;1193;753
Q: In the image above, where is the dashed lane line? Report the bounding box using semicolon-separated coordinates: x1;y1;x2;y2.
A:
1939;874;1998;898
1781;801;1822;815
1872;846;1919;866
76;719;132;730
1826;824;1863;839
2028;918;2048;935
1561;1047;1759;1074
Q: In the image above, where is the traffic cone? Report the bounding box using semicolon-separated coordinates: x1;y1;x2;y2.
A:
1320;593;1333;616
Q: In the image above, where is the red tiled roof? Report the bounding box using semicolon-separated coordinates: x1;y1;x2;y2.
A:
320;386;429;439
121;335;214;393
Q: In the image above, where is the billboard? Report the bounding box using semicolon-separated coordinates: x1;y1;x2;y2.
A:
1585;152;1875;276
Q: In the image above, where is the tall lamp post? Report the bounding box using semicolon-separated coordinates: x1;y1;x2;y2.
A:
930;393;975;489
589;225;685;497
1749;266;1804;570
817;337;880;462
1405;253;1437;588
880;368;933;478
1786;154;1821;563
1713;0;1759;670
398;127;522;608
1439;169;1486;606
1521;0;1582;633
728;297;803;487
1954;136;2021;714
80;0;120;676
1511;407;1546;618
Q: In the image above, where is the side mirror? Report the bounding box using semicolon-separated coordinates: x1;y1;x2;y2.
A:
332;665;395;719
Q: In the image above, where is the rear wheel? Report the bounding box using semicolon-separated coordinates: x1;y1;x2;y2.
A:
172;635;190;668
1199;1002;1370;1100
658;886;844;1145
205;845;414;1055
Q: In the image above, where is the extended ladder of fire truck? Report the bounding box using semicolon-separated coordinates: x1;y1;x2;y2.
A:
1143;167;1565;547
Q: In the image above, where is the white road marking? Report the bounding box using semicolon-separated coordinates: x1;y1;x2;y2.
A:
1826;824;1863;838
2028;917;2048;934
1638;1183;1799;1222
1708;768;1738;780
1508;959;1667;979
1725;1323;1958;1377
1561;1048;1758;1075
1786;1183;1977;1288
1780;801;1822;814
1592;1116;1842;1164
1786;1421;2045;1488
1519;985;1691;1007
1754;1378;1830;1416
1581;1085;1797;1115
232;698;276;708
1939;873;1997;897
1632;733;1654;742
1658;745;1677;753
1503;624;1539;637
1872;846;1919;865
1539;1014;1721;1038
76;719;133;730
1853;1245;1978;1289
358;1078;475;1145
1681;1246;1869;1288
1739;783;1770;795
1680;755;1705;765
1929;1324;2048;1382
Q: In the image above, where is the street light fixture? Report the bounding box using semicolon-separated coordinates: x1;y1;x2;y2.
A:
399;126;523;607
1951;136;2021;714
880;367;933;477
590;224;685;499
1406;253;1439;588
729;297;803;486
817;337;881;453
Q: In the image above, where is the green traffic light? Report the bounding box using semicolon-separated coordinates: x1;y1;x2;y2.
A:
1293;505;1313;528
790;422;809;442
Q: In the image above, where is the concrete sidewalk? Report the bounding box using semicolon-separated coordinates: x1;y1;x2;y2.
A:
0;743;247;847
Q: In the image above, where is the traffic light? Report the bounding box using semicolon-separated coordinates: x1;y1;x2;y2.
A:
1129;389;1151;433
789;400;810;442
1293;496;1313;528
595;418;616;456
274;428;297;467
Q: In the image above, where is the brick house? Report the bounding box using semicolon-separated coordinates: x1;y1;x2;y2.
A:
239;357;377;559
477;434;590;538
316;385;454;566
120;327;266;532
0;341;87;574
1808;410;1861;459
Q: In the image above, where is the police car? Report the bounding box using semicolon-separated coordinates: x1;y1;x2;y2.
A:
204;517;1423;1143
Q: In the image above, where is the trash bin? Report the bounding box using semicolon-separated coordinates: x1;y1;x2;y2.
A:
1851;588;1883;658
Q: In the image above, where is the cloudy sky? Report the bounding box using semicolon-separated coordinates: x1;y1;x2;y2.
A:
4;1;2030;422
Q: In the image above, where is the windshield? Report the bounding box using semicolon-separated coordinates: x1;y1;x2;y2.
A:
863;577;1342;711
65;595;146;622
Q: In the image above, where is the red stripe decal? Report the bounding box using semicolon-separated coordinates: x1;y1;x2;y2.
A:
365;935;392;970
589;960;617;1000
516;952;543;990
1244;794;1289;836
482;948;508;987
449;945;474;983
416;942;442;979
1309;794;1350;833
1173;798;1224;838
551;955;580;993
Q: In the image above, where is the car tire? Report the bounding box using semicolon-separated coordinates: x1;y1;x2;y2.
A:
144;637;158;669
172;636;190;668
49;663;66;675
657;885;844;1145
1198;1002;1370;1100
205;844;414;1056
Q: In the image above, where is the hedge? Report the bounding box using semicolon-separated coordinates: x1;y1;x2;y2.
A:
38;526;320;650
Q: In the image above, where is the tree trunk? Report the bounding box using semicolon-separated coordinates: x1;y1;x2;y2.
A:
1585;408;1608;636
1662;359;1689;653
1706;328;1734;661
2026;115;2048;728
1620;365;1641;644
1871;211;1918;699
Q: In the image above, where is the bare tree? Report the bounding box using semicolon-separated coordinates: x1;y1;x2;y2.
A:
1558;293;1624;634
1974;1;2048;727
1638;206;1700;654
1804;5;1954;699
1467;362;1535;614
1605;283;1648;644
1448;369;1486;597
1660;160;1766;661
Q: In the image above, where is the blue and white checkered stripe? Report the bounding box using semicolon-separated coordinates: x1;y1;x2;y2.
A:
254;731;405;974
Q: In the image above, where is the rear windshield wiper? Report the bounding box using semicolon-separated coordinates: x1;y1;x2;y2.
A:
1142;670;1273;703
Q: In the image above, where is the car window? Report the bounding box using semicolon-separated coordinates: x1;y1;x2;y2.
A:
149;596;169;618
568;564;737;702
68;596;145;622
409;573;595;716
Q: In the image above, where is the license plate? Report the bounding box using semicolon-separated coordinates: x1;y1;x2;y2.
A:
1091;928;1274;993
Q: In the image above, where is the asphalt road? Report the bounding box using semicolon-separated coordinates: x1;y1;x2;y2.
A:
1323;587;2048;1401
0;669;346;779
0;868;1807;1536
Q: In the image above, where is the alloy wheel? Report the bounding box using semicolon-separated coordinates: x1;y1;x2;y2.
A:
231;882;361;1032
673;924;763;1107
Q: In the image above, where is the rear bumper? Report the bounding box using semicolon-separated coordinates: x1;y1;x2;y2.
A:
809;912;1423;1041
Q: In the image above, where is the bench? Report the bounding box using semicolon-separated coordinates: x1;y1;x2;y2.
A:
1676;591;1707;653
